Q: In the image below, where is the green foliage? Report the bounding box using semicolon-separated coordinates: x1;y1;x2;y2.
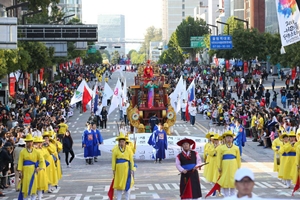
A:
111;51;121;65
19;0;60;12
83;50;102;65
101;50;111;61
128;50;137;58
131;51;146;64
139;26;162;54
223;16;244;35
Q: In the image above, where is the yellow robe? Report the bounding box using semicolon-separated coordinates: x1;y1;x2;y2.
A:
112;146;135;190
56;141;63;180
278;142;296;180
44;143;58;186
206;144;220;183
18;148;45;198
203;142;213;178
217;144;241;188
272;138;282;172
35;148;48;191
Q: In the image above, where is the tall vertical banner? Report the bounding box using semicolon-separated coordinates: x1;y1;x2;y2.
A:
276;0;300;46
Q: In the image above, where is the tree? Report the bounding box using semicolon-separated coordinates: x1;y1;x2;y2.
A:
111;51;121;65
139;26;162;54
131;51;146;64
128;49;137;59
83;50;102;65
101;50;111;61
159;32;184;64
223;16;244;35
175;16;209;59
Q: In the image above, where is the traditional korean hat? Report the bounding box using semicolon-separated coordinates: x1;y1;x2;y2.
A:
288;131;296;137
33;136;45;143
24;134;34;142
222;130;235;137
205;129;215;139
280;131;288;140
177;138;196;149
116;133;127;141
42;131;51;138
211;134;221;140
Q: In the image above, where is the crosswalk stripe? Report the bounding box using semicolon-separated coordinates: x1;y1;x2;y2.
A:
276;181;286;188
163;183;171;190
147;184;155;190
262;182;275;188
172;183;179;189
255;182;267;188
104;185;110;192
201;184;206;189
155;184;163;190
87;186;93;192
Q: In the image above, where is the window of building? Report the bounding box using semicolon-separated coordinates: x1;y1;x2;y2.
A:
182;0;185;2
182;11;185;17
182;4;185;9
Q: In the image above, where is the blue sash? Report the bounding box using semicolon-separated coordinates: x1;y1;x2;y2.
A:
18;160;39;200
276;146;280;149
45;160;50;167
116;159;132;191
222;154;236;160
51;154;57;162
181;164;196;171
282;152;296;156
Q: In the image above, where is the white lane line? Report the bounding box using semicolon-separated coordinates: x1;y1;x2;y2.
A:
193;127;197;130
262;182;275;188
113;126;115;129
147;184;154;190
104;185;110;192
52;187;61;193
152;193;160;199
276;181;286;188
72;125;75;127
200;177;209;183
163;183;171;190
174;130;180;136
64;197;71;200
76;127;79;130
74;194;82;200
154;184;163;190
76;118;79;120
172;183;179;189
107;126;110;129
87;186;93;192
255;182;267;188
201;184;206;189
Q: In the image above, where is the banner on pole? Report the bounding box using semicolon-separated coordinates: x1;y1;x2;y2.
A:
276;0;300;46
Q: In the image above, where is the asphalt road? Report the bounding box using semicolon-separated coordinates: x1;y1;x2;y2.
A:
3;71;299;200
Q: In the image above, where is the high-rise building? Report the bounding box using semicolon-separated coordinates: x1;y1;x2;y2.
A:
265;0;278;33
230;0;244;19
150;41;163;62
59;0;82;22
162;0;199;42
194;0;208;24
97;14;125;56
244;0;265;32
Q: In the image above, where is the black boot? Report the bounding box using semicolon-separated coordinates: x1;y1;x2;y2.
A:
89;158;93;165
94;157;98;162
85;159;89;165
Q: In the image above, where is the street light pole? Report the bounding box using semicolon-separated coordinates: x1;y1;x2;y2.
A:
206;24;219;35
22;10;43;25
216;21;229;35
234;17;249;29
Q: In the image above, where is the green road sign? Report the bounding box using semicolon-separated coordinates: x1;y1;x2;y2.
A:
190;36;205;48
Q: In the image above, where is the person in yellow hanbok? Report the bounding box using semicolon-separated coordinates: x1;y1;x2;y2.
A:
33;136;49;200
288;131;299;185
217;130;241;197
272;131;283;172
206;134;221;186
203;132;214;178
278;132;297;188
17;134;45;200
42;131;58;193
112;133;135;200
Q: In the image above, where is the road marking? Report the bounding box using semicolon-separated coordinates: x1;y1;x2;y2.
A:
147;184;154;190
174;130;180;136
113;126;115;129
87;186;93;192
76;118;79;120
76;127;79;130
107;126;110;129
262;182;275;188
74;121;77;124
104;185;110;192
255;182;267;188
193;127;197;130
152;193;160;199
80;114;82;116
113;132;116;136
154;184;163;190
200;177;209;183
52;187;61;193
276;181;286;188
72;125;75;127
201;184;206;189
172;183;179;189
163;183;171;190
63;197;71;200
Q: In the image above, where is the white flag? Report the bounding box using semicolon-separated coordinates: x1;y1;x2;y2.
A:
122;78;127;105
70;79;93;112
169;76;184;113
108;79;122;116
102;82;114;106
70;79;90;105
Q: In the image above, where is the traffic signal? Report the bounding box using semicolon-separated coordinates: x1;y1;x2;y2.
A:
99;46;107;50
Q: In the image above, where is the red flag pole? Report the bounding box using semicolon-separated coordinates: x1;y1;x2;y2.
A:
292;174;300;196
205;176;221;198
108;179;114;200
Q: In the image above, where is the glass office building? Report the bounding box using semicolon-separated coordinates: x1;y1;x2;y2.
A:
265;0;278;33
59;0;82;22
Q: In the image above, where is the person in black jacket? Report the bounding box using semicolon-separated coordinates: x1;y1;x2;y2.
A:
62;130;75;168
100;107;108;129
0;142;13;189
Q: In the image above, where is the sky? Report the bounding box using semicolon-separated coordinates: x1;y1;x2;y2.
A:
82;0;162;41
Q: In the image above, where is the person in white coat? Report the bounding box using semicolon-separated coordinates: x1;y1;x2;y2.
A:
122;101;129;125
181;99;187;121
189;101;197;126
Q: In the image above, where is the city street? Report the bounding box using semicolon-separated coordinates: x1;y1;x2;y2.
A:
3;71;299;200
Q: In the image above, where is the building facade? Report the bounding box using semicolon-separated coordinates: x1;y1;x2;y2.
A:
150;41;163;62
265;0;278;33
162;0;199;42
97;14;125;56
59;0;82;22
230;0;244;19
194;0;208;24
244;0;265;32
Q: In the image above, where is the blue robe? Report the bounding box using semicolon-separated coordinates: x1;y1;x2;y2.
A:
153;129;168;159
83;129;97;158
92;129;103;156
147;125;159;147
233;125;244;155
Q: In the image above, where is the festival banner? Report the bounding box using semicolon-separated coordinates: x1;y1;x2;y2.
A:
276;0;300;46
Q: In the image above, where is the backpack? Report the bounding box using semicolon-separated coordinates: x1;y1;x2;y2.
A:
281;96;287;103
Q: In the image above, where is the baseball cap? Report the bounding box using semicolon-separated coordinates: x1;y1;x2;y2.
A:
234;168;255;181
